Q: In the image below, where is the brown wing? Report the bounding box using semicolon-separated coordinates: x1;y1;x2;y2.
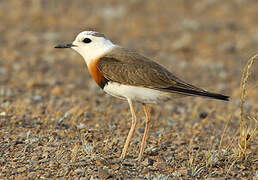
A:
97;47;203;90
97;47;229;101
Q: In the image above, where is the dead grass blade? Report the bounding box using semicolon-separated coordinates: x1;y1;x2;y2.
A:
239;54;257;159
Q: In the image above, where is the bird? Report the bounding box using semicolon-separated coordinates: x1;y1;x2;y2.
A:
55;31;229;161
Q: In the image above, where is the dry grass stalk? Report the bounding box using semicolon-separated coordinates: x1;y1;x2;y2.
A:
239;54;257;159
218;115;231;153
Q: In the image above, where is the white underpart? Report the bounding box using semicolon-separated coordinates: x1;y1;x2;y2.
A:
104;82;173;104
71;31;116;66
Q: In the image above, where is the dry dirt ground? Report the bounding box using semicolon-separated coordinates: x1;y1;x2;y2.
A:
0;0;257;179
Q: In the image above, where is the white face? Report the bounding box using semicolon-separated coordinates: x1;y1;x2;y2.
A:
71;31;115;66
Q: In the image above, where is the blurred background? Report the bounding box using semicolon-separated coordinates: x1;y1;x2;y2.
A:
0;0;257;179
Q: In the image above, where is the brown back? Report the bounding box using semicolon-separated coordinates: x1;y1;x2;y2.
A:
97;46;205;92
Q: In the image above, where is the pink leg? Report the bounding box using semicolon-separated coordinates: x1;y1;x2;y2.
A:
137;104;151;161
120;98;137;159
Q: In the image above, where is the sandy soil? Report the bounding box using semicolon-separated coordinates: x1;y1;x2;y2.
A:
0;0;257;179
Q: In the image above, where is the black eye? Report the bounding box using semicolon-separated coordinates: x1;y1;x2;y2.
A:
82;38;92;43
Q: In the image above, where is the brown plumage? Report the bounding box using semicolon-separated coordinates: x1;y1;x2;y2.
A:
98;47;229;101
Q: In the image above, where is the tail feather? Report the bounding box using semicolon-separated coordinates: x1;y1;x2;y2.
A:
162;86;229;101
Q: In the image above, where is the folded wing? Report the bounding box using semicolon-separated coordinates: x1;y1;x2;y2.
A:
97;47;229;101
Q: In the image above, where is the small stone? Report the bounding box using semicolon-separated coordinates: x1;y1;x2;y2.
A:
0;158;6;165
51;85;63;95
34;118;41;124
152;155;167;170
170;145;177;151
145;146;159;156
14;140;24;145
98;167;111;179
31;155;39;161
83;112;93;119
83;143;93;153
153;162;167;170
199;112;208;119
161;141;171;151
77;123;86;130
74;168;85;175
142;158;155;166
32;95;42;102
1;101;10;108
0;112;6;116
193;146;200;150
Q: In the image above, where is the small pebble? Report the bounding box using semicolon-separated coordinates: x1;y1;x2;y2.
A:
193;146;200;150
0;112;6;116
31;95;42;102
84;112;93;119
31;155;39;161
74;168;85;175
98;167;111;179
199;112;208;119
142;158;155;166
77;123;86;130
83;143;93;153
1;101;10;108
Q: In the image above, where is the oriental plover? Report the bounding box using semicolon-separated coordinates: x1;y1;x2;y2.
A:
55;31;229;161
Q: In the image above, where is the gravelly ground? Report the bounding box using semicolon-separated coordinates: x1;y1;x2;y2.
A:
0;0;257;179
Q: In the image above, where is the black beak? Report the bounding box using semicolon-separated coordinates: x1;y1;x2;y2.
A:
55;43;76;48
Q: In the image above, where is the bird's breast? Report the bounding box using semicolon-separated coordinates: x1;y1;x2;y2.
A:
88;59;108;89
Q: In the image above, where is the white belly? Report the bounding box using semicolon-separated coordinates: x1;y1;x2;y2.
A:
103;82;172;104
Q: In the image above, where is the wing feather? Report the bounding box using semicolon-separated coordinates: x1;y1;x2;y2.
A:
97;47;229;101
97;47;204;91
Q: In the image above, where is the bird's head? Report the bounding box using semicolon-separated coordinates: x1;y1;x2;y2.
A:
55;31;115;65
